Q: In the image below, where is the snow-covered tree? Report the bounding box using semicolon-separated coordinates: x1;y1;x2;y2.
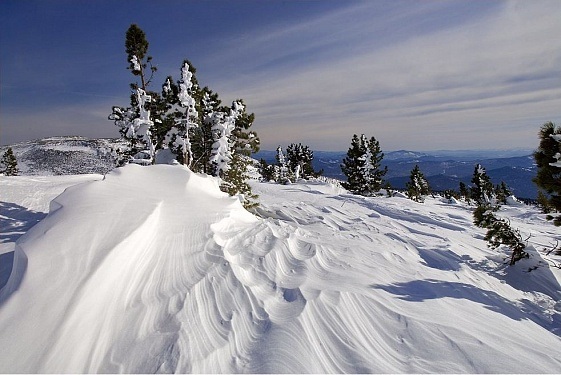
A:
109;24;160;164
364;136;387;194
219;100;260;208
495;181;512;205
533;121;561;225
286;143;321;181
210;98;242;178
164;60;199;166
470;164;495;206
109;25;260;207
275;145;291;184
341;134;387;196
109;88;156;164
1;147;19;176
406;164;430;202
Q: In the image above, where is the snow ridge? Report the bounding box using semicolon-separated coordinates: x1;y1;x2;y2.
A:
0;166;560;373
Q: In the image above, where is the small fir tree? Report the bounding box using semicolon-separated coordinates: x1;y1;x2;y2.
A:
125;24;157;91
341;134;368;195
495;181;512;205
484;217;528;266
341;134;387;196
275;145;291;184
459;181;471;204
258;159;276;182
470;164;495;205
286;143;321;180
406;164;430;202
1;148;19;176
364;136;387;194
533;121;561;226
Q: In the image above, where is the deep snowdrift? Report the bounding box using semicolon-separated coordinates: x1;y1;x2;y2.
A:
0;165;560;373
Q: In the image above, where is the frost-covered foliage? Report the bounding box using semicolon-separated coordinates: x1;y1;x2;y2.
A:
164;61;199;166
1;147;19;176
275;146;291;184
341;134;387;196
470;164;495;205
533;121;561;226
109;88;155;164
495;181;512;205
285;143;320;181
209;99;241;177
109;24;260;206
406;164;430;202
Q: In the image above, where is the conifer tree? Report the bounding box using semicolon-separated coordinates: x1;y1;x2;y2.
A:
406;164;430;202
470;164;495;205
533;121;561;226
459;181;470;204
110;24;159;163
125;24;156;91
164;60;199;166
341;134;387;196
364;136;387;194
275;145;291;184
1;148;19;176
220;100;260;208
286;143;321;180
495;181;512;205
341;134;368;194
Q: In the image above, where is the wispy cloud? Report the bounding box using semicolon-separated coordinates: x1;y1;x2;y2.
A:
211;0;561;150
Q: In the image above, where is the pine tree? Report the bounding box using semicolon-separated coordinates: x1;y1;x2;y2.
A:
406;164;430;202
459;181;470;204
364;136;387;194
286;143;321;180
220;100;260;208
1;148;19;176
470;164;495;205
495;181;512;205
275;145;291;184
110;24;159;163
125;24;156;91
341;134;368;194
484;217;528;266
258;159;276;182
164;60;200;166
533;121;561;226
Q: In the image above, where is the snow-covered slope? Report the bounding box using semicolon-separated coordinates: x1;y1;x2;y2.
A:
0;165;560;373
0;136;122;175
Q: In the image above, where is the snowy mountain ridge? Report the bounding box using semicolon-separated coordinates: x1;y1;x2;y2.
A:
2;137;538;197
0;165;560;373
0;136;123;176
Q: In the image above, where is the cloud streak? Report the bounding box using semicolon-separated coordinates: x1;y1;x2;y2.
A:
1;0;559;151
212;0;561;150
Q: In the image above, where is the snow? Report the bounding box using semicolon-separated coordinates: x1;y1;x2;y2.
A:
1;165;560;373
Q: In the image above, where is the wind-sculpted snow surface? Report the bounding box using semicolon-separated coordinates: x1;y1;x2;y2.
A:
0;167;560;373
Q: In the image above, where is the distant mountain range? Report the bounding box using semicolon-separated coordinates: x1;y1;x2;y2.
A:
255;149;538;199
1;137;538;199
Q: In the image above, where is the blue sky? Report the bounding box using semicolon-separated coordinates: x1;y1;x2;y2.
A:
1;0;560;151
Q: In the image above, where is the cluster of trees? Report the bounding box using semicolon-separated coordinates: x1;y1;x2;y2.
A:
336;126;561;266
1;148;19;176
109;25;259;207
340;134;432;202
340;134;388;196
258;143;322;184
